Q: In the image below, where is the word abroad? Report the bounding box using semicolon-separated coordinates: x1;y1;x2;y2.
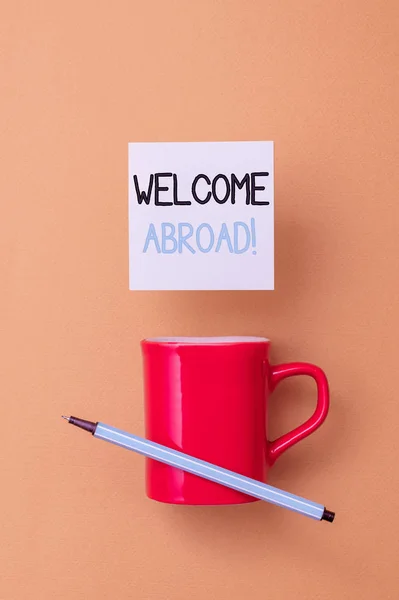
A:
133;172;270;206
143;219;257;255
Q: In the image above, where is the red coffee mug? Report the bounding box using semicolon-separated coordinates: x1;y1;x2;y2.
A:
141;337;329;505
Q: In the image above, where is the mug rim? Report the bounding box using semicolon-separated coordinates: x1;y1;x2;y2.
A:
142;336;270;345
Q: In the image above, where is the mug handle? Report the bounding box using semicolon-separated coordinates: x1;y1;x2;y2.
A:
268;362;329;465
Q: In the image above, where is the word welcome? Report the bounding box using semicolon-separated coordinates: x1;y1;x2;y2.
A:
133;172;270;206
143;219;257;255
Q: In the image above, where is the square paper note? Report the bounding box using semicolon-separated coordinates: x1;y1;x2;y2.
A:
128;141;274;290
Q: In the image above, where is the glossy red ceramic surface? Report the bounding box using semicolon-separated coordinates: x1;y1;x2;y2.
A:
141;337;329;505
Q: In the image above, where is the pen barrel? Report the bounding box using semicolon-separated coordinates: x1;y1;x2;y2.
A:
94;423;325;520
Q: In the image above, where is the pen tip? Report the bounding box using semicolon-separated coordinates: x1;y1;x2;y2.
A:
61;415;70;421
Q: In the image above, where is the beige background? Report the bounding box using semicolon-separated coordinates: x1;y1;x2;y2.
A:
1;1;398;598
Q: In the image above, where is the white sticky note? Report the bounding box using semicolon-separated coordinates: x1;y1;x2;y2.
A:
128;141;274;290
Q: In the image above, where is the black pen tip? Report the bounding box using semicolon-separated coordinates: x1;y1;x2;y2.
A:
63;415;97;434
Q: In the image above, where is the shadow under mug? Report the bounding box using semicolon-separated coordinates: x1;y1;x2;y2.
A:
141;336;329;505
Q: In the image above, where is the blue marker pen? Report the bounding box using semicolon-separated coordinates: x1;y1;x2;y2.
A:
62;416;335;523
